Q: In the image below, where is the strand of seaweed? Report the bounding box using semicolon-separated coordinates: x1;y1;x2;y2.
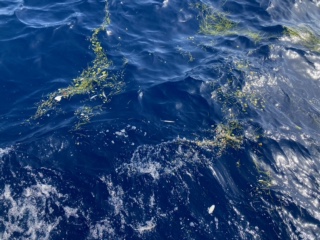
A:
31;2;125;130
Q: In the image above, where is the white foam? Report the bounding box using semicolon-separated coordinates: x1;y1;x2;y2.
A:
0;183;63;240
63;206;79;218
114;129;128;138
134;219;156;233
89;219;115;239
100;176;124;216
306;62;320;80
0;147;11;157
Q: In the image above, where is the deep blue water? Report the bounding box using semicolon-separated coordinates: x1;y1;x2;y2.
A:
0;0;320;239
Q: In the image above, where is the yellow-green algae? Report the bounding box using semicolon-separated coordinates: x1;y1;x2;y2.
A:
193;3;264;43
283;26;320;53
191;3;236;36
74;105;101;130
189;3;273;189
211;84;265;115
246;31;263;44
196;120;244;156
252;154;274;189
200;11;236;36
32;3;124;127
195;60;265;156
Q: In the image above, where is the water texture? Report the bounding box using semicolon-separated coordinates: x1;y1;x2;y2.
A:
0;0;320;239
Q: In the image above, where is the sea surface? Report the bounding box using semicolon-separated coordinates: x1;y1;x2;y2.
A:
0;0;320;239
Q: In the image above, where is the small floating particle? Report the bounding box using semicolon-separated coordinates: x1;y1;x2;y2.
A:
161;120;175;123
208;205;215;215
162;0;169;8
54;96;62;102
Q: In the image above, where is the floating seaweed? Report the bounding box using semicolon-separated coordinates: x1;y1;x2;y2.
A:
283;26;320;53
74;105;101;130
200;11;236;36
193;3;264;43
246;31;263;44
196;120;244;156
32;3;124;128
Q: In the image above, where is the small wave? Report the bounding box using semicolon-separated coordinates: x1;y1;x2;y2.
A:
15;9;84;28
0;0;22;16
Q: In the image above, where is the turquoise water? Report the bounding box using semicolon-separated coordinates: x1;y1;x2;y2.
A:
0;0;320;239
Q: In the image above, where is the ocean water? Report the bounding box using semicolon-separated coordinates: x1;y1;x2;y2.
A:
0;0;320;239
